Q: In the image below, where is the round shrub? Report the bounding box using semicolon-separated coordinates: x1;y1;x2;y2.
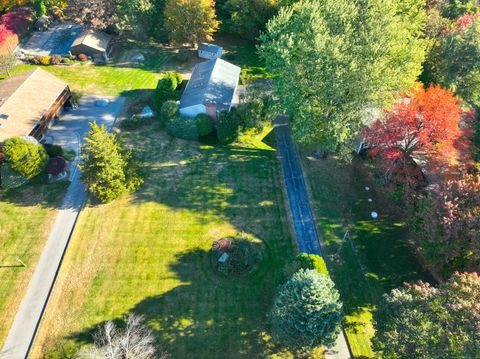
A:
44;144;64;157
159;100;179;126
38;55;51;66
50;55;62;65
271;269;343;350
62;57;73;64
212;234;264;276
283;253;329;279
153;72;179;109
166;116;198;140
3;137;48;179
217;109;240;144
195;114;213;136
77;53;88;62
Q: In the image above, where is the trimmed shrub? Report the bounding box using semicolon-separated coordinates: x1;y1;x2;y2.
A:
50;55;62;65
38;55;51;65
3;137;48;179
62;57;73;64
271;269;343;350
217;109;240;144
173;71;183;86
77;53;88;62
63;149;76;161
166;116;198;140
44;144;64;157
284;253;329;279
195;114;213;136
159;100;179;127
153;72;181;108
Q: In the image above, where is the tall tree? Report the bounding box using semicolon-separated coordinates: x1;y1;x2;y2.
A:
164;0;219;47
80;122;143;203
258;0;427;156
270;269;343;350
413;173;480;273
65;0;117;29
77;314;168;359
424;15;480;109
222;0;278;40
373;272;480;358
364;85;463;189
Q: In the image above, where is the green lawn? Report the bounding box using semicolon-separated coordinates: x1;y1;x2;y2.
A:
302;156;433;357
0;179;67;348
32;127;296;358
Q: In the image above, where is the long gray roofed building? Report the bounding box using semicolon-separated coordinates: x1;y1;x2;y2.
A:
179;58;241;120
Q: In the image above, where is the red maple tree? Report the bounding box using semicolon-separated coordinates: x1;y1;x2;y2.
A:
364;84;463;190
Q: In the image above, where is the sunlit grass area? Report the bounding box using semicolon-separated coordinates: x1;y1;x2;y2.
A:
32;127;295;358
0;180;68;347
302;156;433;358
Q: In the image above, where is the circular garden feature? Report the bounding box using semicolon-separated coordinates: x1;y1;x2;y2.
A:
211;234;264;277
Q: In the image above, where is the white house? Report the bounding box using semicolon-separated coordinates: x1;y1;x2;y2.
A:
198;43;223;60
179;58;241;121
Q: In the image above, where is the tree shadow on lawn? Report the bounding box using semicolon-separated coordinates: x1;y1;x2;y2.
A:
66;247;286;358
128;131;287;243
304;156;434;319
0;175;69;209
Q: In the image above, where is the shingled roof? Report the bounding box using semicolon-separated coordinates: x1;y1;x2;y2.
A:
0;68;68;142
71;29;112;52
180;58;241;111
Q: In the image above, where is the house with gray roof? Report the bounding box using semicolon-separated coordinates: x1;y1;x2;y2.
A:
180;58;241;121
198;43;223;60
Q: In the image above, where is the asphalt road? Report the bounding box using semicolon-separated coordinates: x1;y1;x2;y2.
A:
0;95;125;359
274;116;352;359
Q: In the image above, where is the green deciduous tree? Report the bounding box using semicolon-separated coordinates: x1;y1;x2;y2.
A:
80;122;143;203
271;269;343;350
373;272;480;358
258;0;427;156
3;137;48;179
164;0;219;47
424;16;480;108
222;0;278;40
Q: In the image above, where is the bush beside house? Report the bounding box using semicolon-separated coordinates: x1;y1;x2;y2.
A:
159;100;179;127
195;114;213;136
166;116;198;140
153;71;183;109
2;137;48;179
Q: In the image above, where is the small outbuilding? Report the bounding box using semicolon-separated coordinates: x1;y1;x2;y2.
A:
180;58;241;121
70;29;112;62
198;43;223;60
0;68;72;145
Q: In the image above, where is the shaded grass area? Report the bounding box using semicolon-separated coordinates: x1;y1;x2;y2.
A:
0;178;68;347
301;156;433;358
32;127;295;358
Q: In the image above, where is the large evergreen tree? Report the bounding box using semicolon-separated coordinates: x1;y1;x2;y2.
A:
80;122;143;203
270;269;343;350
258;0;427;156
164;0;219;47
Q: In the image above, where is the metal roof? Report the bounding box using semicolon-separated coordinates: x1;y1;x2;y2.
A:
180;58;241;111
199;43;222;54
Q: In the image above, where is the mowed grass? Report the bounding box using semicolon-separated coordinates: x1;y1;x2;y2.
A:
301;156;433;358
0;179;68;347
32;127;295;358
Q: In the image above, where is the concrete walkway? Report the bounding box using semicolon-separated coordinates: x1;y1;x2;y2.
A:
0;96;125;359
274;116;352;359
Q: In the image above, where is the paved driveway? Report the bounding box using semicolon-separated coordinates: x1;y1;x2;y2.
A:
274;116;352;359
0;96;125;359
